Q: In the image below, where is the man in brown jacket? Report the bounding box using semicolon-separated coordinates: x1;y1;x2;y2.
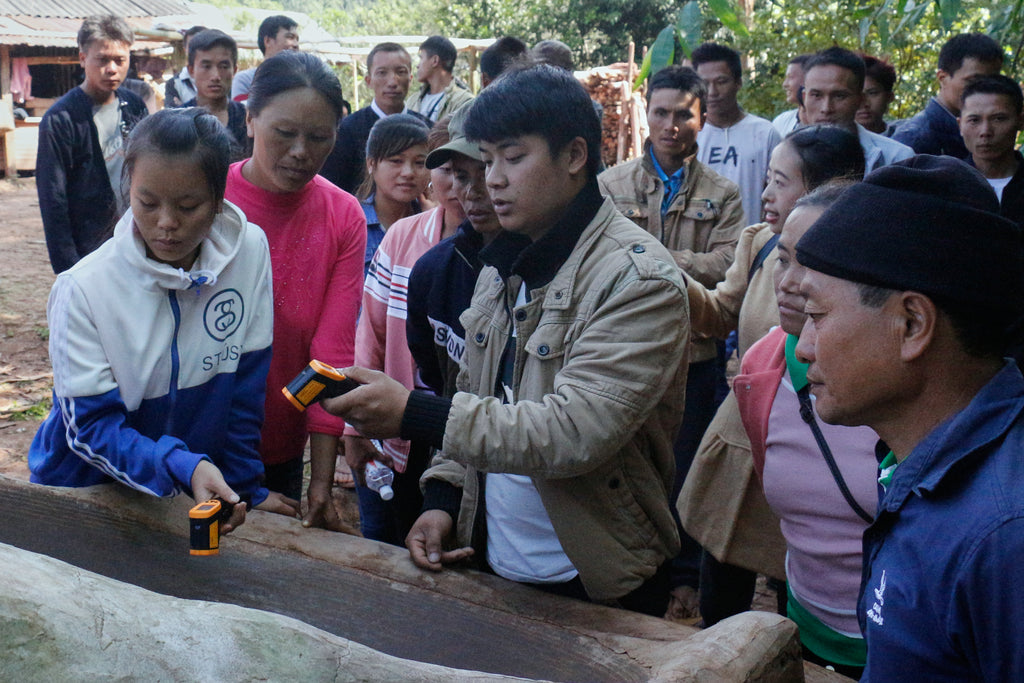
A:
324;64;689;616
598;64;744;618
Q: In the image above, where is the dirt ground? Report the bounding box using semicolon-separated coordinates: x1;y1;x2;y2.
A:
0;178;53;478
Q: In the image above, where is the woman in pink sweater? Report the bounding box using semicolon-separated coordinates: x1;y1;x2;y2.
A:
224;51;366;531
735;185;878;677
343;115;466;544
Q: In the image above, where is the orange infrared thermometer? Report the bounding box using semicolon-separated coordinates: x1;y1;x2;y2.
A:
189;499;228;556
282;360;361;411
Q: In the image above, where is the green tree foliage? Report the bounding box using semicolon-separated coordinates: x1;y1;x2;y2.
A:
670;0;1023;122
440;0;680;67
319;0;442;37
207;0;1023;123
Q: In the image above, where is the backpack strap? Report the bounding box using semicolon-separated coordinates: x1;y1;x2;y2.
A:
796;385;874;524
748;233;780;283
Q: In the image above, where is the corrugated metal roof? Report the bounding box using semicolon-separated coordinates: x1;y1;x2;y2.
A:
0;0;188;18
0;14;168;48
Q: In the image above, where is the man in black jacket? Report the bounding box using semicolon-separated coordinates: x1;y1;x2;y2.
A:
959;75;1024;227
320;43;428;194
36;15;148;273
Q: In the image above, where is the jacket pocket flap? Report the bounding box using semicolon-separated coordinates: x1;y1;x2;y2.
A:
680;200;720;221
523;325;568;360
618;202;648;220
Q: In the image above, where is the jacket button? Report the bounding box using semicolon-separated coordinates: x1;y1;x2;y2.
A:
515;310;527;321
696;212;704;218
609;477;620;489
475;332;485;343
632;245;645;254
554;291;562;299
538;344;550;356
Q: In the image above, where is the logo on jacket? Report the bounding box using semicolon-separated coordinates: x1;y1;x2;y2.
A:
867;569;887;626
204;289;244;341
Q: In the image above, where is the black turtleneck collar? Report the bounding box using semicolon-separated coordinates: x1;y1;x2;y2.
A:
479;177;603;291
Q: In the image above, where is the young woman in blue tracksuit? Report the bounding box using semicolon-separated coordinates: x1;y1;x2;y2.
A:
29;108;299;531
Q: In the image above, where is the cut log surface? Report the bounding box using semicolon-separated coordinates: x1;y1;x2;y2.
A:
0;475;820;682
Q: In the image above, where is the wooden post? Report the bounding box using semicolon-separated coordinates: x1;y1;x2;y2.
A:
0;45;11;96
626;41;636;159
1;44;12;178
352;58;360;109
616;41;635;164
467;48;479;94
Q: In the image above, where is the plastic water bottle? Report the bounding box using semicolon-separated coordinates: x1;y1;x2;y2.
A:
365;460;394;501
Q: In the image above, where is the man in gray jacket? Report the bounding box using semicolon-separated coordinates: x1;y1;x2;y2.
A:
325;64;689;615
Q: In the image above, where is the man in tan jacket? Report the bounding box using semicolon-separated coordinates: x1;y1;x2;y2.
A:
598;65;744;618
406;35;474;122
325;64;689;616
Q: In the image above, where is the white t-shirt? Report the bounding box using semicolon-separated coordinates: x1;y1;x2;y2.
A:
93;99;125;213
417;91;445;121
697;113;781;226
772;108;800;137
988;175;1013;202
485;283;578;584
231;67;256;103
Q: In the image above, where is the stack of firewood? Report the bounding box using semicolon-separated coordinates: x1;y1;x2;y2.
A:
577;62;648;168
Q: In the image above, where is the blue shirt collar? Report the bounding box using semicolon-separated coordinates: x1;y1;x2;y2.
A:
649;147;686;215
880;361;1024;510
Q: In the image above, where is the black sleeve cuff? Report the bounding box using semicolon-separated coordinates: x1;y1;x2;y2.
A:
422;478;463;521
400;390;452;450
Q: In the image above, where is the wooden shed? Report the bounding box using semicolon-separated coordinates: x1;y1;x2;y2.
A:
0;0;187;176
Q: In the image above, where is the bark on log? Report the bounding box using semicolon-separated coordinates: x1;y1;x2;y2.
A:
0;475;841;682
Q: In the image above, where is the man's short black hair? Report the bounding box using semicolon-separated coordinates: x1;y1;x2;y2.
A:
938;33;1003;75
465;63;601;177
531;39;574;71
480;36;529;81
962;74;1024;115
367;42;409;71
804;47;866;91
861;54;896;92
258;15;297;56
419;35;457;73
648;66;707;115
183;25;206;41
691;42;742;82
78;14;133;51
188;29;237;68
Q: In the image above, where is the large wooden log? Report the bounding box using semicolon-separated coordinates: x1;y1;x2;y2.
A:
0;475;824;681
0;542;535;682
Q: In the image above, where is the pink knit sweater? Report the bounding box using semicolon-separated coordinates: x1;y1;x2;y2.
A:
225;162;366;465
344;206;447;471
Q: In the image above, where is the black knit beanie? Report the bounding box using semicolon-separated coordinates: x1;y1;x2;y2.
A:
796;155;1024;314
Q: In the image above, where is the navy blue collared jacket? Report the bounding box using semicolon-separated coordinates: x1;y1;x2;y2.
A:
860;362;1024;681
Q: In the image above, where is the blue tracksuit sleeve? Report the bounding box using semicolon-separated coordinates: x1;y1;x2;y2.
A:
38;389;206;496
215;253;274;507
216;347;271;506
31;275;206;494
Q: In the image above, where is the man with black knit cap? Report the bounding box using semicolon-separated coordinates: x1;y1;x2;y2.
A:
793;155;1024;680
